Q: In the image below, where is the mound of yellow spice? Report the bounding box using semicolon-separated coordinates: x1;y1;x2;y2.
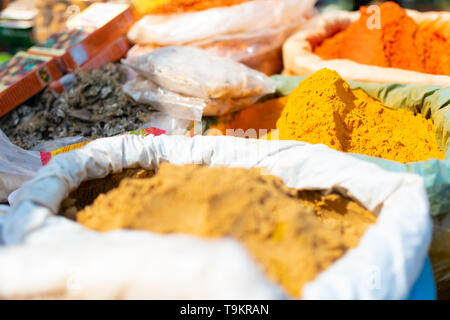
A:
275;68;444;163
77;163;376;298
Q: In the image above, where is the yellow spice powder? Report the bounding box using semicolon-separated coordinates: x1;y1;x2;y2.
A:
77;163;376;298
275;68;444;163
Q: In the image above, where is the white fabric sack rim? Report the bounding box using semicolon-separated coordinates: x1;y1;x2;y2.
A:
2;134;432;299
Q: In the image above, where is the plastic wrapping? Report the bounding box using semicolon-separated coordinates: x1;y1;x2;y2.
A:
127;0;316;46
123;76;267;120
123;76;205;121
126;0;316;76
0;130;41;203
274;75;450;299
193;24;297;76
137;112;193;136
126;24;297;76
273;75;450;216
282;10;450;87
1;134;431;299
0;131;93;203
122;46;278;100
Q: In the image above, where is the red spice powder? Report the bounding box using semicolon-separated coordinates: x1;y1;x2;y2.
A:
314;2;450;76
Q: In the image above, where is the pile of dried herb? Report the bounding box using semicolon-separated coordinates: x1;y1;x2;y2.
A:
0;63;155;150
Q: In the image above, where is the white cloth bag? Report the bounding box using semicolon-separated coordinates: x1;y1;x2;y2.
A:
1;135;432;299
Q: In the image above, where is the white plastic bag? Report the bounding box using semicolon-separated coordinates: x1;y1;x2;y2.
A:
0;131;102;203
122;46;278;100
123;76;267;120
0;130;41;203
127;0;316;45
1;134;431;299
123;77;205;121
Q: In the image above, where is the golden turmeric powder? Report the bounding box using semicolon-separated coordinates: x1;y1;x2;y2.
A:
274;68;444;163
77;163;376;298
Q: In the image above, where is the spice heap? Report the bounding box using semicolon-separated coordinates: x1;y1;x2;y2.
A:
314;2;450;76
132;0;249;14
274;68;444;163
77;163;376;297
0;64;155;150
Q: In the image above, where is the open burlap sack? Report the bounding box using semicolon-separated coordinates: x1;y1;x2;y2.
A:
283;9;450;87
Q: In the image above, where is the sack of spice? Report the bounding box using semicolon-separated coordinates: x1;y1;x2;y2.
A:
269;72;450;299
282;2;450;86
0;62;195;203
1;134;431;299
272;74;450;215
126;0;316;75
121;46;278;120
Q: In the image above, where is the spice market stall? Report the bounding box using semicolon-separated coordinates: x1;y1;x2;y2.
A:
0;0;449;302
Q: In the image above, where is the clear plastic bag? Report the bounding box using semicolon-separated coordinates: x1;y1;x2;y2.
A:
126;0;316;76
123;76;267;120
123;76;206;121
30;136;90;152
121;46;278;100
0;130;41;203
127;0;316;45
138;112;193;136
0;130;92;203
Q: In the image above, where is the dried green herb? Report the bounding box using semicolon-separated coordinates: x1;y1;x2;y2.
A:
0;63;155;150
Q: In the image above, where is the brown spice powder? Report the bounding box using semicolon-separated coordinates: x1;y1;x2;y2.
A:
76;163;376;297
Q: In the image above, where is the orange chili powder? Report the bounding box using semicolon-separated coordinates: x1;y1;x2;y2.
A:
314;2;450;76
145;0;250;14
